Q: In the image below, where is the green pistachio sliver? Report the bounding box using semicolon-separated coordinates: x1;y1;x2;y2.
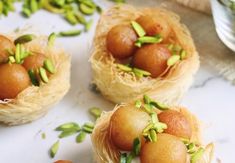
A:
150;113;158;124
135;41;142;47
180;49;187;60
150;101;169;111
188;143;197;154
137;35;163;44
190;147;205;163
59;129;78;138
143;104;154;114
154;122;167;133
0;2;3;15
167;55;180;66
82;126;93;133
85;19;93;32
83;122;95;129
58;30;82;37
167;44;174;50
117;64;132;72
89;107;102;119
50;140;59;158
42;1;64;13
181;138;190;145
96;6;102;14
173;44;182;52
149;129;157;142
39;67;49;83
75;13;86;25
126;153;135;163
28;69;40;86
79;3;95;15
120;153;127;163
76;131;87;143
143;94;151;104
131;21;146;37
8;56;15;64
133;68;151;77
56;122;80;131
133;137;141;156
135;100;142;108
48;32;56;47
15;44;21;64
143;123;154;133
44;59;55;74
14;34;36;45
65;11;78;25
30;0;38;13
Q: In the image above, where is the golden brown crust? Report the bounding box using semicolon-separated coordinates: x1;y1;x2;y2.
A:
91;104;214;163
0;34;71;125
90;5;199;105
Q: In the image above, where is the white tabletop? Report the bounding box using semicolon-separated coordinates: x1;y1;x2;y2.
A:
0;1;234;163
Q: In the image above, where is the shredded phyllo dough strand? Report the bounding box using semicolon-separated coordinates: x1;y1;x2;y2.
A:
0;34;70;125
91;105;214;163
90;5;199;105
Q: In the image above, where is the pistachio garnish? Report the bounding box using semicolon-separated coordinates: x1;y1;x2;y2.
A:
149;129;157;142
14;34;36;45
44;59;55;74
135;35;163;47
82;122;95;133
65;11;78;25
8;56;15;64
85;19;93;32
190;147;205;163
120;153;127;163
117;64;132;72
133;137;141;156
56;122;80;131
48;32;56;47
15;44;21;64
167;55;180;66
28;69;39;86
89;107;102;119
131;21;146;37
133;68;151;78
180;49;187;60
39;67;49;83
143;95;169;111
76;131;87;143
59;130;79;138
50;140;60;158
79;3;96;15
58;30;82;37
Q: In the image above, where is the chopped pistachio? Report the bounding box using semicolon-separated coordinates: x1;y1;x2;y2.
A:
48;32;56;47
143;104;154;114
133;138;141;156
56;122;80;131
79;3;95;15
133;68;151;77
167;55;180;66
82;126;93;133
84;19;93;32
116;64;132;72
120;153;127;163
143;94;151;104
59;129;78;138
39;67;49;83
28;69;39;86
50;140;60;158
89;107;102;119
126;153;134;163
136;35;163;47
44;59;55;74
83;122;95;129
131;21;146;37
41;132;46;139
150;101;169;111
8;56;15;64
190;147;205;163
149;129;157;142
14;34;36;45
15;44;21;64
76;131;86;143
135;100;142;108
65;11;78;25
30;0;38;13
58;29;82;37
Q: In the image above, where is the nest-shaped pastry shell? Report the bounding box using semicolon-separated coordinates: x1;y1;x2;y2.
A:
91;104;214;163
0;35;71;125
90;5;200;105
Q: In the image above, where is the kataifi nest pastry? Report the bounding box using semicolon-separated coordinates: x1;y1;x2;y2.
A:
0;33;70;125
90;5;199;105
91;95;214;163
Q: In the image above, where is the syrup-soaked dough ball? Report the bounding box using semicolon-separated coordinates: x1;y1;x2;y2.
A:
106;25;137;59
22;52;46;71
0;35;15;63
140;133;187;163
136;15;171;39
158;110;192;139
132;44;171;78
109;105;150;151
0;64;30;100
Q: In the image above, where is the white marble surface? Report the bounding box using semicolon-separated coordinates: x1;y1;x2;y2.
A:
0;1;234;163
